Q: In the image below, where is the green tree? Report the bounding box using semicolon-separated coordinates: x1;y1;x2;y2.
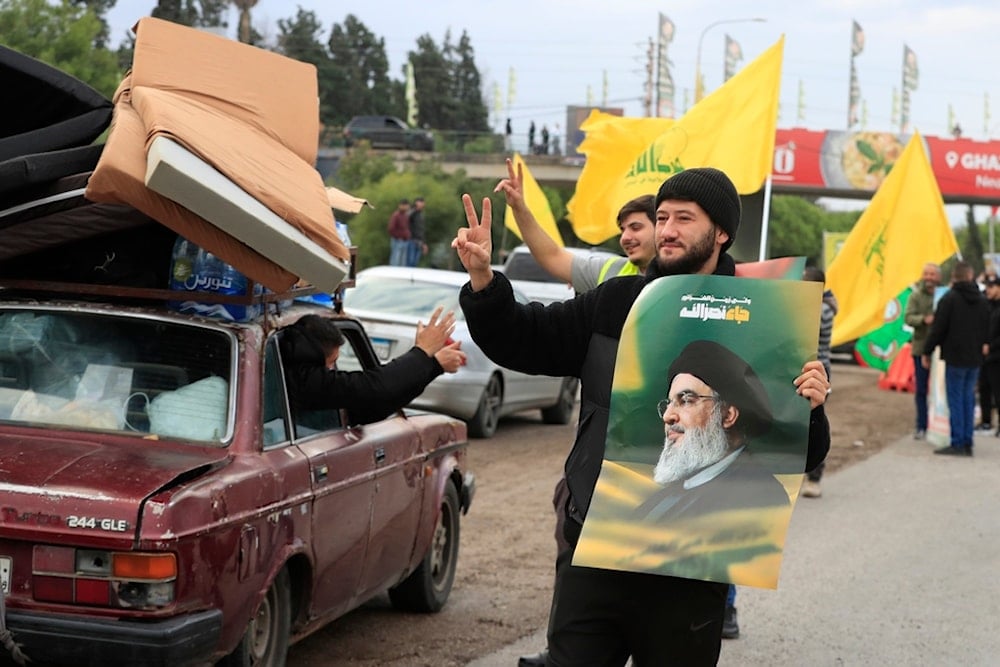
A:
409;33;456;131
450;30;489;138
151;0;198;26
197;0;228;28
277;9;328;67
408;30;489;148
333;150;503;270
326;14;395;124
334;143;396;192
150;0;228;27
72;0;114;47
766;195;860;264
0;0;123;98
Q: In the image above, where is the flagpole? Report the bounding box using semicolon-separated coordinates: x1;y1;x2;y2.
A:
499;207;509;263
758;175;773;261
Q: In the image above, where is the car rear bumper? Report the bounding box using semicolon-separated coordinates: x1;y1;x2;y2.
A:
4;608;222;666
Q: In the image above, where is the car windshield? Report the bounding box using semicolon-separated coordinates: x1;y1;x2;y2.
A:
504;253;562;283
345;277;462;318
0;308;234;443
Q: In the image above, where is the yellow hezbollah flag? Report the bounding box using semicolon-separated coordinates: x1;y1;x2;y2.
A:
567;111;674;243
504;152;563;246
568;37;784;245
827;132;959;347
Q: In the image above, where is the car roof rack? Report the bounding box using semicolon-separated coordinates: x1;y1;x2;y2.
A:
0;247;357;323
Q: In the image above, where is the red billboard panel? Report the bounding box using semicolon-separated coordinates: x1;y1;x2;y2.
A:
772;128;1000;203
924;135;1000;200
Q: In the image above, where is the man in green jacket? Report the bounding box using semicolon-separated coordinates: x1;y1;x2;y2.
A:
903;262;941;439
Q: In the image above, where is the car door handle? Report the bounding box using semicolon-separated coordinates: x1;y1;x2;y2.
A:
374;447;386;465
313;464;328;483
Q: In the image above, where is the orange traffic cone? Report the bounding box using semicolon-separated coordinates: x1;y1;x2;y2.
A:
878;342;916;392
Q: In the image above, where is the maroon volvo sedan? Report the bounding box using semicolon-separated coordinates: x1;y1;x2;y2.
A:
0;300;474;666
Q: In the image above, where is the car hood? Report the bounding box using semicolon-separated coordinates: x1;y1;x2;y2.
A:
0;432;229;540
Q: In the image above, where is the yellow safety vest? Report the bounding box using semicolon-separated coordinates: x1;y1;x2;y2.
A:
597;257;640;284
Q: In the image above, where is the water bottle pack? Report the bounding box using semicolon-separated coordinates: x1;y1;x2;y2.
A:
168;236;262;321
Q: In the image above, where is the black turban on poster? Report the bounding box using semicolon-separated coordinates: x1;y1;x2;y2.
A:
667;340;773;437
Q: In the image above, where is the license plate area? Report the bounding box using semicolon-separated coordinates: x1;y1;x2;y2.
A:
370;337;392;361
0;556;10;594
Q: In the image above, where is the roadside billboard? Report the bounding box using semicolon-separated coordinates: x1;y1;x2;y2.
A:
772;128;1000;203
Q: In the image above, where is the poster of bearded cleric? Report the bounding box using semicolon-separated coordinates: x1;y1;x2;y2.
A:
573;274;822;588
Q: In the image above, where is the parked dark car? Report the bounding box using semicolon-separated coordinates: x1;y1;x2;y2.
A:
343;115;435;151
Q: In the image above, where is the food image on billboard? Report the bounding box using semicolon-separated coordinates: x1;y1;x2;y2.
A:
821;130;908;191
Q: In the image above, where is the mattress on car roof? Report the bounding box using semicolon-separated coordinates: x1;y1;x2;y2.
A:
0;45;112;163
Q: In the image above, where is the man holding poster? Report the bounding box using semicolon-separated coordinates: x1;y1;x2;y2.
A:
453;167;830;665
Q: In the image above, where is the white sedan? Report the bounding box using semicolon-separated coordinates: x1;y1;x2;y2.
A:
497;245;613;305
343;266;578;438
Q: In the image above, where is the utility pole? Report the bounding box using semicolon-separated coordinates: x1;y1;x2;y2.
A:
644;38;655;117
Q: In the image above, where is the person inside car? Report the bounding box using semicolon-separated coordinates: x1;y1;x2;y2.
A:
280;308;465;426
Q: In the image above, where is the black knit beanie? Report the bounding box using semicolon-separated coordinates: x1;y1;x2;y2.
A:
655;167;742;252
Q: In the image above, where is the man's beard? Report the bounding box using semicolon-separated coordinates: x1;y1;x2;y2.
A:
654;225;718;275
654;405;730;485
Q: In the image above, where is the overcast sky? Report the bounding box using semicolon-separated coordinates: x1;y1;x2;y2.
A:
106;0;1000;228
107;0;999;139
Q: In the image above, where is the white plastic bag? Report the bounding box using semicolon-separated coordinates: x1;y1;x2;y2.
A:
147;376;228;441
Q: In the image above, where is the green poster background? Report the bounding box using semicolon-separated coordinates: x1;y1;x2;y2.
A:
574;274;822;588
605;275;820;472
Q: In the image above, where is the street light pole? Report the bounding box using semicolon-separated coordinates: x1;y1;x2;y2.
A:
694;17;766;103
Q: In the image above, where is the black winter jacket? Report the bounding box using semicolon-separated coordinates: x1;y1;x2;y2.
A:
985;299;1000;364
923;281;989;368
460;254;831;524
279;324;443;425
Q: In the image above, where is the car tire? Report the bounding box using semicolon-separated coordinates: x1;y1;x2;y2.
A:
388;482;460;613
467;373;502;438
219;567;291;667
541;377;579;425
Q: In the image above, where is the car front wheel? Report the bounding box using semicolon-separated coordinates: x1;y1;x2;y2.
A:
388;482;460;612
219;567;291;667
541;377;579;425
468;374;502;438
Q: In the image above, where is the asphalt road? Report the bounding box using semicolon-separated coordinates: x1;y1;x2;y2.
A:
472;430;1000;666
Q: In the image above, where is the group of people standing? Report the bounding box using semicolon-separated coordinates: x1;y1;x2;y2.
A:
525;120;559;156
906;260;1000;456
387;197;428;267
503;118;562;156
